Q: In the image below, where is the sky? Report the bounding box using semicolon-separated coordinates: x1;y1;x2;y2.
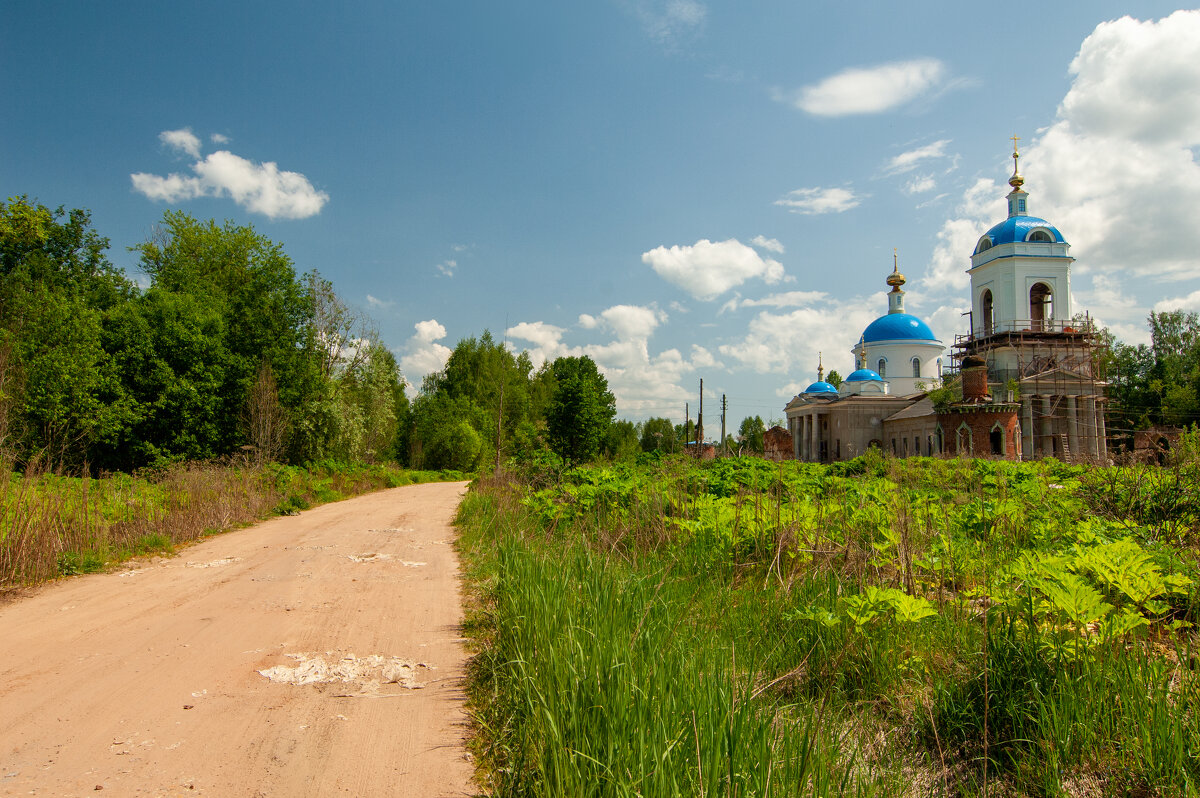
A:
6;2;1200;433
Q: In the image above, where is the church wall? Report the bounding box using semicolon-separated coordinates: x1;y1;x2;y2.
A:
936;407;1021;459
883;413;941;458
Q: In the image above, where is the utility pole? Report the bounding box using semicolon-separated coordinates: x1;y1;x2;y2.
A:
684;402;689;452
697;379;704;450
721;394;727;456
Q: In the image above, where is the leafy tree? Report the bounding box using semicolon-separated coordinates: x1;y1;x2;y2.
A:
602;419;640;461
738;415;766;454
409;393;488;471
546;356;615;463
639;416;678;453
826;370;843;388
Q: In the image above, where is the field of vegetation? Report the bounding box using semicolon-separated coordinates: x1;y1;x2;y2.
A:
0;457;464;588
457;451;1200;797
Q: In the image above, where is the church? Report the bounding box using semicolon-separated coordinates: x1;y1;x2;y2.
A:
784;143;1108;462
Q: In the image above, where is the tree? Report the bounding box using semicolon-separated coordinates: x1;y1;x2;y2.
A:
738;415;766;454
602;419;640;461
826;370;843;388
546;356;615;463
639;417;678;453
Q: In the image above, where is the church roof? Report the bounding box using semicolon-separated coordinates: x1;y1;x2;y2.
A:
861;313;938;343
802;380;839;395
845;368;884;382
979;215;1065;248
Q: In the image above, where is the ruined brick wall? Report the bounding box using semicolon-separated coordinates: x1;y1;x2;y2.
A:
763;426;793;461
936;406;1021;459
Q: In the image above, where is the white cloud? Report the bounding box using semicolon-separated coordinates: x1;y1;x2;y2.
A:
160;128;202;158
643;238;785;301
885;139;951;175
437;259;457;277
903;175;937;195
751;235;785;253
721;290;829;313
774;187;862;215
132;133;329;220
1153;290;1200;314
719;299;881;376
924;11;1200;302
366;294;393;310
399;320;453;387
506;321;568;366
782;58;946;117
210;133;230;144
623;0;706;49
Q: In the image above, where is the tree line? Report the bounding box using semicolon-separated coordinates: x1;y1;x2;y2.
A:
0;196;823;473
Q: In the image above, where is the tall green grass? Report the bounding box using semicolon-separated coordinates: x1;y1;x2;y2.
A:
458;455;1200;797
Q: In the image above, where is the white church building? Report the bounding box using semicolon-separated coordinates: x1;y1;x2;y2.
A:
785;143;1107;462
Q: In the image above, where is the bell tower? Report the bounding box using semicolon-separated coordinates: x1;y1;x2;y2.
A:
954;139;1106;461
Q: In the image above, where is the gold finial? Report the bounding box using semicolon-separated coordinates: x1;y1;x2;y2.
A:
818;351;824;381
886;248;906;288
1009;134;1024;190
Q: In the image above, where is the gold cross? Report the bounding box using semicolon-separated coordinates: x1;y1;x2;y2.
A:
1011;134;1021;155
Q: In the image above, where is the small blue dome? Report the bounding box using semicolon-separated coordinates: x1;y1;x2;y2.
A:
803;380;839;395
845;368;883;382
861;313;937;343
978;216;1065;250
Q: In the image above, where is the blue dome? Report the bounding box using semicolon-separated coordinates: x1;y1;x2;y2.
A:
978;216;1065;250
803;380;839;395
845;368;883;382
861;313;938;343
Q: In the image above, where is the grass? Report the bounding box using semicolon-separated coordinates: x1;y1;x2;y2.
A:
456;453;1200;797
0;456;469;588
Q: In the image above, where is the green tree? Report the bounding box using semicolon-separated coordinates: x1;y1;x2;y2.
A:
826;370;843;388
602;419;640;461
738;415;766;454
546;356;615;463
639;417;678;453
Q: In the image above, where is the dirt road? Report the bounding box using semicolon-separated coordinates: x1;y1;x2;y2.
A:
0;481;477;797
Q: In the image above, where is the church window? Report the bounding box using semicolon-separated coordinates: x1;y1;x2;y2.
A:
1027;229;1053;243
975;236;993;254
1030;283;1053;331
877;358;887;378
937;358;943;378
1018;199;1026;213
990;426;1004;455
912;357;921;378
934;425;944;454
981;289;994;335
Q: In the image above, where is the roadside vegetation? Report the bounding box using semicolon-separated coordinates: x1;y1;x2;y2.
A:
458;450;1200;797
0;457;463;588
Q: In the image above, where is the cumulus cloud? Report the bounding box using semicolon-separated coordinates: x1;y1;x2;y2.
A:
885;139;951;175
160;128;202;158
924;11;1200;306
751;235;785;254
781;58;946;117
774;187;862;215
132;132;328;220
643;238;785;301
507;303;716;417
398;320;452;386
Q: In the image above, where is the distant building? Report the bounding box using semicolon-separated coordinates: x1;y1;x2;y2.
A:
763;426;792;461
784;142;1107;462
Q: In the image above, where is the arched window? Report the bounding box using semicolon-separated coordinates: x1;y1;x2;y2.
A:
981;289;994;335
1030;283;1053;331
1027;229;1053;243
937;358;943;378
912;357;921;378
975;236;993;254
877;358;887;378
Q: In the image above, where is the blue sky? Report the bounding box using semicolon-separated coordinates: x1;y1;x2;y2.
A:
6;2;1200;430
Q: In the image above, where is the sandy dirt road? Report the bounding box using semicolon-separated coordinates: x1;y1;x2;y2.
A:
0;480;477;797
